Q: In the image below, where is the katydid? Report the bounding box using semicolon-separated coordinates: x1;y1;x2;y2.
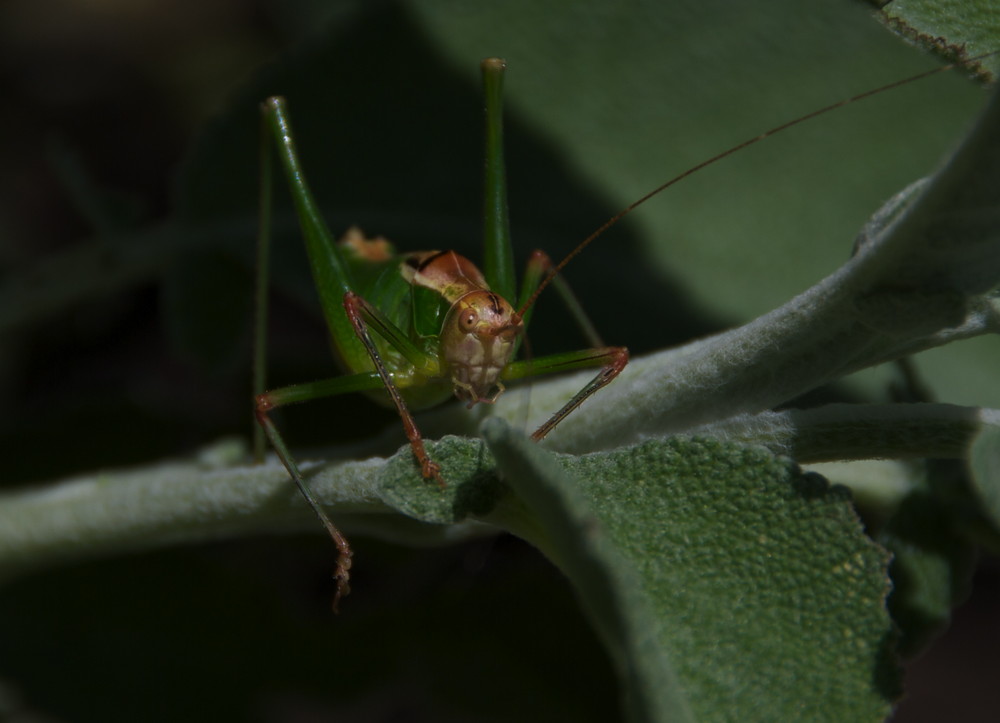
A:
253;53;995;611
254;58;627;609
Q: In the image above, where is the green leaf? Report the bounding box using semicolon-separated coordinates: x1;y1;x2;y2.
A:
483;420;898;722
376;436;506;523
877;0;1000;80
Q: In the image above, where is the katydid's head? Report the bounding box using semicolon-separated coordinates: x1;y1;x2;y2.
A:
440;290;523;407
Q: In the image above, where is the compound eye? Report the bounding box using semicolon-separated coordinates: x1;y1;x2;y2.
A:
460;309;478;332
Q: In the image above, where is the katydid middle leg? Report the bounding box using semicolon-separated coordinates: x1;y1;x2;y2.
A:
502;345;629;441
511;249;629;441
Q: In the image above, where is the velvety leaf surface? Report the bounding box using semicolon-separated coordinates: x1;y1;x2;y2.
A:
482;421;898;722
878;0;1000;80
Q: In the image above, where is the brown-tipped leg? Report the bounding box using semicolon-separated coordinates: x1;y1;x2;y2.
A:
329;537;353;614
255;394;353;612
343;291;445;486
531;346;629;442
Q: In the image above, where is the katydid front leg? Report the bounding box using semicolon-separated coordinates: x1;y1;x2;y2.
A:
342;291;444;485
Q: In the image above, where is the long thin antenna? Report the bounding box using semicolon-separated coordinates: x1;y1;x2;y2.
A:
516;49;999;318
